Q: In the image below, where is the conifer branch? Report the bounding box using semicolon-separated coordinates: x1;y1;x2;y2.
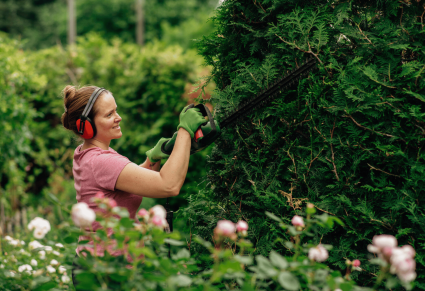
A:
308;147;324;172
253;0;266;13
314;205;336;216
367;163;401;178
353;22;375;47
275;34;324;65
329;120;339;182
343;111;406;143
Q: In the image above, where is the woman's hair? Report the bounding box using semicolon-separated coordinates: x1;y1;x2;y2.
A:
61;85;111;137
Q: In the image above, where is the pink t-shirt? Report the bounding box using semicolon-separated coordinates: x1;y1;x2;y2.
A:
73;144;143;258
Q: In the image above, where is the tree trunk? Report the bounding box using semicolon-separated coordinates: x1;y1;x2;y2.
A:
68;0;76;45
136;0;144;46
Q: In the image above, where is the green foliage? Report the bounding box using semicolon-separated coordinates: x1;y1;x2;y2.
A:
0;0;218;50
0;204;411;290
0;32;212;229
190;0;425;288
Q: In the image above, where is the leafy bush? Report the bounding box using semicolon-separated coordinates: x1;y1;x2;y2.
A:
189;0;425;288
0;199;416;290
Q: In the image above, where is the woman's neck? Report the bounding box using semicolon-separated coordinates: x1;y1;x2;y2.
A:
83;139;110;150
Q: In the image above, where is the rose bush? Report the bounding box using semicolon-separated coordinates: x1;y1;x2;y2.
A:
0;199;416;290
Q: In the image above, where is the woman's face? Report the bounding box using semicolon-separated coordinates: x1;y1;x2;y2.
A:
93;92;122;141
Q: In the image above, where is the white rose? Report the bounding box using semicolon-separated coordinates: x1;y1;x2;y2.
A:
4;236;13;241
29;240;43;251
8;239;19;246
30;259;38;267
39;250;46;260
61;274;71;283
18;264;33;274
44;246;53;253
149;205;167;219
0;264;4;269
46;265;56;273
308;245;329;262
28;217;51;236
20;241;25;245
50;259;59;266
71;202;96;227
58;265;67;274
55;243;64;248
53;251;61;256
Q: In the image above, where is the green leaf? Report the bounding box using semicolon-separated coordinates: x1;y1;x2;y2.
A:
164;238;185;246
234;254;254;265
269;250;288;269
278;271;300;290
109;273;129;282
33;281;57;291
172;248;191;260
265;211;282;222
256;255;278;277
119;217;134;228
168;275;192;287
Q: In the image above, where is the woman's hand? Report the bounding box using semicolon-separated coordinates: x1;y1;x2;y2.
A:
176;105;207;138
146;137;171;163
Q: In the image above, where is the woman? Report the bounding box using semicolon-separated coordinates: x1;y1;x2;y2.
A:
61;85;206;289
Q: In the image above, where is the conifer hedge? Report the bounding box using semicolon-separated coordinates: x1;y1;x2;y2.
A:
188;0;425;288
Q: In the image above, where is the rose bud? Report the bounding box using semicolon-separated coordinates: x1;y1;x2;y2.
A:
291;215;304;227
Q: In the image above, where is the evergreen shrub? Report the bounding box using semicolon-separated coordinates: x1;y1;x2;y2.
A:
188;0;425;288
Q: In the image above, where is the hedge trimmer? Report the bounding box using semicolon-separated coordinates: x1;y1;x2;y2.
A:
162;57;317;241
162;57;317;156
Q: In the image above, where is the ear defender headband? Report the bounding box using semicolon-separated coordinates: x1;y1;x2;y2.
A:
76;87;106;139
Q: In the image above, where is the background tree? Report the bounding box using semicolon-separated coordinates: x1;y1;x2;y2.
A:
0;0;218;50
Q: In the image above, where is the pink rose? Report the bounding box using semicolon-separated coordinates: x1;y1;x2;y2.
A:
95;192;105;199
352;259;361;267
107;199;117;208
291;215;304;227
397;271;417;283
151;216;168;228
216;220;236;235
236;221;248;232
152;216;163;227
308;245;328;262
367;235;397;254
400;245;415;258
150;205;166;219
137;208;149;221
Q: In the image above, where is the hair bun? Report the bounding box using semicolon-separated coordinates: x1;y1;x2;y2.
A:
63;85;76;100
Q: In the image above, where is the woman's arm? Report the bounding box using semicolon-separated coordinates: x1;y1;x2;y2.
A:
139;158;161;172
115;128;192;198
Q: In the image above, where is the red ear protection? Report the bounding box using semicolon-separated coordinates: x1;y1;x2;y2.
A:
76;87;106;139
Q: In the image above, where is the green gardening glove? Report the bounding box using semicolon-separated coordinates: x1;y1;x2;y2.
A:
146;137;171;163
177;105;207;138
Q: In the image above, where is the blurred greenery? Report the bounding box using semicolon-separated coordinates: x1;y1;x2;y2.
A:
0;0;218;50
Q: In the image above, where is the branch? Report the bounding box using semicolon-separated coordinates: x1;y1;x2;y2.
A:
367;163;401;178
343;111;406;143
275;34;324;65
329;120;340;181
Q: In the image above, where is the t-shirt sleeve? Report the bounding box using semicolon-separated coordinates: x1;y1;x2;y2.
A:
90;152;132;191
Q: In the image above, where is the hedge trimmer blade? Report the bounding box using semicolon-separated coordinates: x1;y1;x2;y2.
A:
219;57;317;129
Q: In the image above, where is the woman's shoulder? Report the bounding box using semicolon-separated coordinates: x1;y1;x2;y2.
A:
73;145;123;162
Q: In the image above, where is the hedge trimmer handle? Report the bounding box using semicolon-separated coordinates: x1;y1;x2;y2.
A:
161;104;221;155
